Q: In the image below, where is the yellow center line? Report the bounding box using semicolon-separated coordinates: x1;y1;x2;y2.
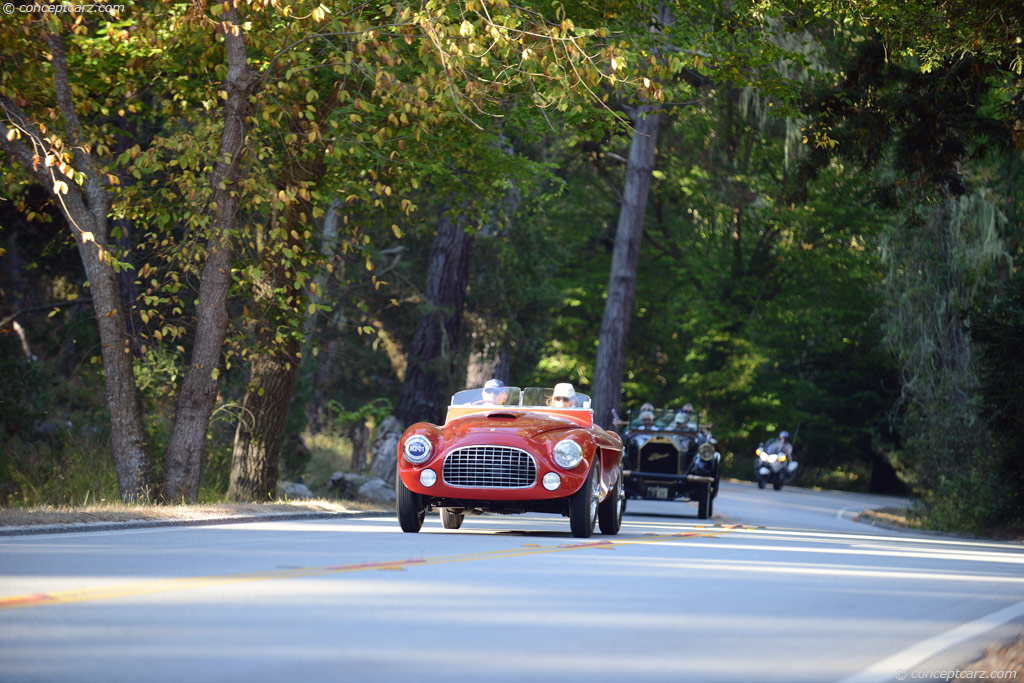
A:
0;527;739;611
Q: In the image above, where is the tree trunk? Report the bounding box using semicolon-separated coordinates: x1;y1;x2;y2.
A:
302;200;341;434
0;33;153;502
592;110;661;428
395;211;475;426
227;338;300;501
227;125;325;500
348;420;370;472
164;1;259;502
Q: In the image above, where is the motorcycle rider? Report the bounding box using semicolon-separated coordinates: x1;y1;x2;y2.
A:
755;430;798;489
767;431;794;457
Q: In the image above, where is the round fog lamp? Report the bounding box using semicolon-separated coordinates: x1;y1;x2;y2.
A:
542;472;561;491
419;469;437;487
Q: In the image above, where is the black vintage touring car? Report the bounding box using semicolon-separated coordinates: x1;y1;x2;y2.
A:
620;408;721;519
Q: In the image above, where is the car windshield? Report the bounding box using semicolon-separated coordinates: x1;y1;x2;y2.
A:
519;387;591;409
450;386;590;409
450;386;522;407
629;408;698;431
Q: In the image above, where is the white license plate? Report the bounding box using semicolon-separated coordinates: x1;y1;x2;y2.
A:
655;487;669;499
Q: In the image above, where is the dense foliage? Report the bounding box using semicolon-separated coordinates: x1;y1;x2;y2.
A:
1;0;1021;530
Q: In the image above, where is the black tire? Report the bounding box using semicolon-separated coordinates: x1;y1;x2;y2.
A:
697;482;711;519
757;474;767;489
396;477;425;533
598;468;624;535
440;507;464;530
569;461;599;538
711;464;721;499
773;480;784;491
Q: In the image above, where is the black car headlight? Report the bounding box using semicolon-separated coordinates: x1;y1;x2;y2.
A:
698;442;715;462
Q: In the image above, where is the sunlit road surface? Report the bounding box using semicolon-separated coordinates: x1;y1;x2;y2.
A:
1;482;1022;683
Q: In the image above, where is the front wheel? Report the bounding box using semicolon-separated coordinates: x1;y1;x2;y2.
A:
598;468;624;535
773;480;784;491
396;477;425;533
697;482;711;519
757;474;767;489
569;461;599;538
440;507;464;530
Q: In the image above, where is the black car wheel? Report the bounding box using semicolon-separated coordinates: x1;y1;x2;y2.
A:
697;481;711;519
569;461;599;538
440;507;464;530
598;468;624;535
396;477;425;533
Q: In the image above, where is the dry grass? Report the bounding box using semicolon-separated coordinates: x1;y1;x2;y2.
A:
964;635;1024;676
857;507;1024;543
0;498;390;528
856;506;924;530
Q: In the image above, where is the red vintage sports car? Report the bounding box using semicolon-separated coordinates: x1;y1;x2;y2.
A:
396;385;625;537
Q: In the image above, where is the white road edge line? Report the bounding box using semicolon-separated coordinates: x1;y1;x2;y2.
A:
835;599;1024;683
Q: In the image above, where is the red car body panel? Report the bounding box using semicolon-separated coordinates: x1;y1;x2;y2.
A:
397;407;624;504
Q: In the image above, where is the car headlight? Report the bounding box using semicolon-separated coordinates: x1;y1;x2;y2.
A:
403;435;432;464
553;439;583;469
698;443;715;461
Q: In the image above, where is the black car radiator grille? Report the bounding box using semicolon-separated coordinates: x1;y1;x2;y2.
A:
442;446;537;488
638;443;680;476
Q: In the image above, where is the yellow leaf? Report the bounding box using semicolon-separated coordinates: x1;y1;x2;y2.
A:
308;303;317;315
211;367;220;381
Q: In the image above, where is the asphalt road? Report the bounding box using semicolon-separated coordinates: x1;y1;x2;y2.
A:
1;481;1022;683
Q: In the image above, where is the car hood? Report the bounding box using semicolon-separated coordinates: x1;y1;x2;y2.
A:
442;411;580;441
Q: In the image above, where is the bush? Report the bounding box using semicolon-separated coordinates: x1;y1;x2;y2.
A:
971;274;1024;528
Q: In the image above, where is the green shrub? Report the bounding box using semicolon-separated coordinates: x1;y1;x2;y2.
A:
6;430;120;507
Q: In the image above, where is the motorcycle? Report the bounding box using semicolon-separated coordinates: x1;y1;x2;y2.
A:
754;441;798;490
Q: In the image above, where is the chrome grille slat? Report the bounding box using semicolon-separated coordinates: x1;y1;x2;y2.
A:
442;446;537;488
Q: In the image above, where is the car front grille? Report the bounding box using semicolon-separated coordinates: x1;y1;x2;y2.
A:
638;443;680;475
442;446;537;488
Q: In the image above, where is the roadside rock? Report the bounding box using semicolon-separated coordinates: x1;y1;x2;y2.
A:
358;478;396;506
368;415;404;483
326;472;370;500
278;481;313;500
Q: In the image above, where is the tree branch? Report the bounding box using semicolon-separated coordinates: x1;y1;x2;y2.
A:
46;30;107;222
0;299;93;329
